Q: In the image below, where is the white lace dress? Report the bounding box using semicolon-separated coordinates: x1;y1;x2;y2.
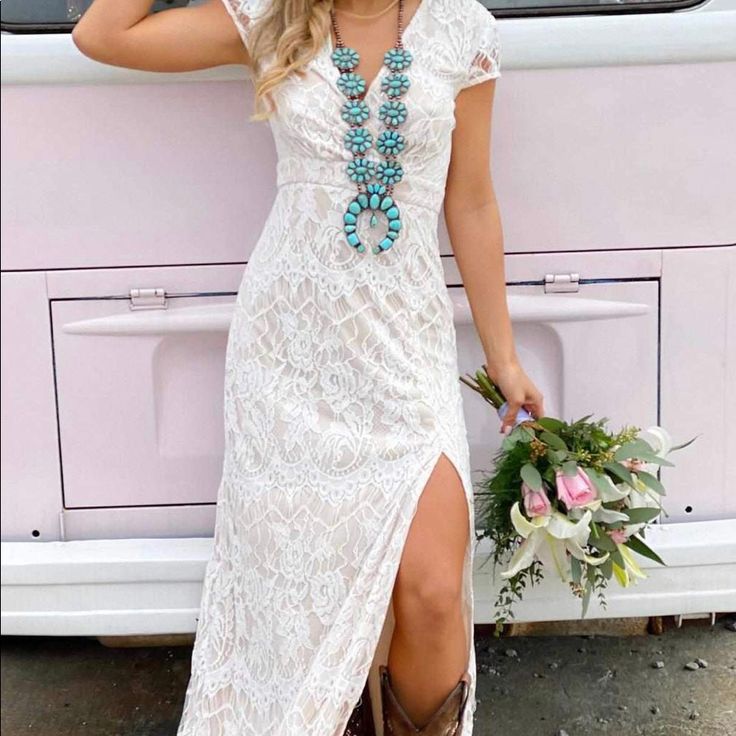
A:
176;0;501;733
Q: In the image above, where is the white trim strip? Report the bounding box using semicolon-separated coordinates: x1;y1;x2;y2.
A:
2;519;735;635
2;11;735;86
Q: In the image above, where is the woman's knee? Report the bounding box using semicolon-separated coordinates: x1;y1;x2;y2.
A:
393;566;464;629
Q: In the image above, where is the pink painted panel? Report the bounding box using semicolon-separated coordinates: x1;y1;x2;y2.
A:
660;245;736;522
456;280;659;495
1;272;62;541
2;64;735;272
52;290;235;508
489;63;736;253
1;81;274;271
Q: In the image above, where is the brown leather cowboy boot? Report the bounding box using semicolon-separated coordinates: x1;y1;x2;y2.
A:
379;664;471;735
343;679;375;736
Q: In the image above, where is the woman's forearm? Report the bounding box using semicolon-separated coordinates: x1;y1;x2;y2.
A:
444;195;518;371
72;0;245;72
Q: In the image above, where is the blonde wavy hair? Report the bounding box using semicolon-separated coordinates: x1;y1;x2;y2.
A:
247;0;334;122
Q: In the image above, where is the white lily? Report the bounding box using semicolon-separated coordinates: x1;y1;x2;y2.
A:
639;425;673;457
595;472;630;502
592;506;631;524
617;474;663;536
611;542;648;587
500;502;610;583
608;425;668;586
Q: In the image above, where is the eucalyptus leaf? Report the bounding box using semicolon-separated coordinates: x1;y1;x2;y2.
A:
536;416;565;433
546;449;560;465
601;557;613;580
562;460;579;477
603;461;635;486
570;555;582;585
609;547;626;569
520;462;543;491
614;439;656;461
633;452;675;468
625;535;666;566
551;449;568;464
540;430;567;451
517;426;535;443
581;580;592;618
636;470;666;495
501;436;518;452
589;534;617;553
605;521;626;530
624;507;662;524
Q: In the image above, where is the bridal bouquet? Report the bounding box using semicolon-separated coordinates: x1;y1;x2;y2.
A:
460;366;696;632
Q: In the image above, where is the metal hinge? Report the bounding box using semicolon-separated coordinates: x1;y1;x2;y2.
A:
129;287;167;311
544;273;580;293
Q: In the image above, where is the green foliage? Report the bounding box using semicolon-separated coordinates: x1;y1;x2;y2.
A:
625;534;666;566
491;559;545;636
623;507;662;524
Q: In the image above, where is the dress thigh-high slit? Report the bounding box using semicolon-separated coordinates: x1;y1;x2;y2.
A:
360;445;477;736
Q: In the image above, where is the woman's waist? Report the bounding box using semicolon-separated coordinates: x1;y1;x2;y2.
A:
275;154;445;213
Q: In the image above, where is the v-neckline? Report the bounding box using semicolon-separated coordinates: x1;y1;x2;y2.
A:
322;0;428;101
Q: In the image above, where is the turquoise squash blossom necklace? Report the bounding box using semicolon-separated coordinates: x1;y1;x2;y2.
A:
330;0;413;255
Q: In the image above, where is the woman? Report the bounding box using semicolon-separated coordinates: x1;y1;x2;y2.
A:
73;1;544;734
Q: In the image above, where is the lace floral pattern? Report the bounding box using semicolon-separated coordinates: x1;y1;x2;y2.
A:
177;1;502;734
457;0;502;91
219;0;263;51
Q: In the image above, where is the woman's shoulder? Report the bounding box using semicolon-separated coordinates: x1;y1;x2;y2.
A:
424;0;499;53
424;0;499;56
422;0;501;90
427;0;498;26
226;0;272;22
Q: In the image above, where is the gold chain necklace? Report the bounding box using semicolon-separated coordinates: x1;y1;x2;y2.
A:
333;0;400;21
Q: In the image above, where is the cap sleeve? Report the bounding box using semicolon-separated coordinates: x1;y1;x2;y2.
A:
456;5;502;92
219;0;267;53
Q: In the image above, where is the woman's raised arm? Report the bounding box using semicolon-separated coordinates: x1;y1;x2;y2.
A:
71;0;250;72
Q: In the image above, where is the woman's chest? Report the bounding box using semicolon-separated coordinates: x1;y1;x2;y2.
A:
266;35;460;167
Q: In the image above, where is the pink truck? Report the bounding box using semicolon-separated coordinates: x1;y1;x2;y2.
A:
2;0;735;638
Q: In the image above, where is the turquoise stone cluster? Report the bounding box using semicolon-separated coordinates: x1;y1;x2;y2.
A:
343;184;402;253
331;41;413;255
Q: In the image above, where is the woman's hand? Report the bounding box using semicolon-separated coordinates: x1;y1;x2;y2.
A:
485;358;545;435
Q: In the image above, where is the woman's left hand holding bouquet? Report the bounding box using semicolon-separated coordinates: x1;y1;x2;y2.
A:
486;356;546;435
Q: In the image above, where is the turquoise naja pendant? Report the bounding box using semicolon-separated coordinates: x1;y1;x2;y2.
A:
343;183;401;254
330;2;412;256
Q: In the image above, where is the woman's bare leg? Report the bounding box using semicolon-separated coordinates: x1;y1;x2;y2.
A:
387;452;470;727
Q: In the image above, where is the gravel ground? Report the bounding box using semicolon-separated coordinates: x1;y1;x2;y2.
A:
1;616;734;736
473;616;736;736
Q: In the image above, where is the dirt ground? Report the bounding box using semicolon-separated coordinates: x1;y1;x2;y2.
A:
473;616;735;736
1;616;734;736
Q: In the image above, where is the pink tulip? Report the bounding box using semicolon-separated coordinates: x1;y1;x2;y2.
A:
555;467;597;508
607;528;628;544
521;481;552;517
